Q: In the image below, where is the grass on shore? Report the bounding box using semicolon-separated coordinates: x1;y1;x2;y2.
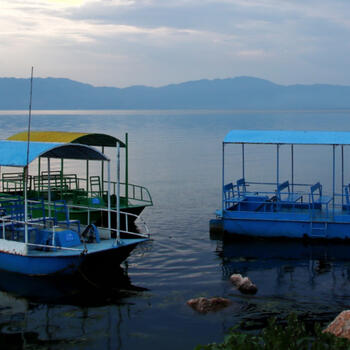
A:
195;314;350;350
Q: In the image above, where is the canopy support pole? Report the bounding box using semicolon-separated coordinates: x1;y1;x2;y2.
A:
24;166;28;244
333;145;336;215
125;133;129;205
107;160;111;239
101;146;105;194
116;142;121;242
24;66;33;247
38;157;41;196
277;144;280;186
342;145;344;207
60;159;64;199
222;142;225;213
86;160;89;195
242;144;245;179
48;158;51;219
291;145;294;192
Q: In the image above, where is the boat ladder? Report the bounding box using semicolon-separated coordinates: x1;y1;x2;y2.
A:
310;221;328;238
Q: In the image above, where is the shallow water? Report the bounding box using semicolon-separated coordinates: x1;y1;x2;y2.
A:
0;110;350;349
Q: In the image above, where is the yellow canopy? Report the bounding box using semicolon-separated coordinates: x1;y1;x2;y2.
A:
8;131;125;148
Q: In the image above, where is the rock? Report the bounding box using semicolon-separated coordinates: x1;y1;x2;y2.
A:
187;297;231;314
323;310;350;339
230;274;244;287
238;278;258;295
230;274;258;295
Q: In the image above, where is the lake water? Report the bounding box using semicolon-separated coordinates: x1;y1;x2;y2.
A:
1;110;350;349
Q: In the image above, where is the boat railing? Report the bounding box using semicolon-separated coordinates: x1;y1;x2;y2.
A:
103;180;153;206
0;172;153;207
223;180;349;218
28;198;150;238
64;202;150;238
0;201;149;252
0;173;32;193
0;216;85;252
47;176;153;206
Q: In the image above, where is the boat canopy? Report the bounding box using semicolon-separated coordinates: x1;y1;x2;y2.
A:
8;131;125;148
0;140;108;167
224;130;350;145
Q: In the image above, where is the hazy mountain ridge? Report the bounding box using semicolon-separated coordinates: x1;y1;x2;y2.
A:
1;76;349;109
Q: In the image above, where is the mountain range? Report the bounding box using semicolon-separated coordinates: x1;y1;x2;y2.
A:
1;76;350;110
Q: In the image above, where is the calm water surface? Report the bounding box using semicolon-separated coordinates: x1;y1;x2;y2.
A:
1;110;350;349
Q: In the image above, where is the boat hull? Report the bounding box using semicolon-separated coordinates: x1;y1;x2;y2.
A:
219;210;350;240
0;238;147;276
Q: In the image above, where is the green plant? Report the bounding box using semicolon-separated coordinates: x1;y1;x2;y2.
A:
195;314;350;350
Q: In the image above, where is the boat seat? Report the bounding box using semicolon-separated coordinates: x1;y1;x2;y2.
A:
6;202;37;241
236;177;260;198
53;200;81;234
276;181;301;204
236;178;247;197
223;183;236;209
29;198;52;227
310;182;332;215
343;185;350;211
90;176;102;197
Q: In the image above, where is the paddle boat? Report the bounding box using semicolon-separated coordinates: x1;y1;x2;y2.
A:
0;139;150;276
3;131;153;234
212;130;350;241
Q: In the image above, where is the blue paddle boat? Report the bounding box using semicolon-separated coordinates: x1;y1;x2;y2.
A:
213;130;350;240
0;140;149;276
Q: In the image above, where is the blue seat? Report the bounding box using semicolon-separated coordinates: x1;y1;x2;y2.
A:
223;183;235;209
7;201;37;241
309;182;332;215
29;199;49;227
236;178;247;197
53;200;81;234
276;181;301;206
223;179;248;207
344;185;350;211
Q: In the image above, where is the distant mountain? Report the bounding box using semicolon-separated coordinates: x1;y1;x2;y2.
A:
1;76;350;110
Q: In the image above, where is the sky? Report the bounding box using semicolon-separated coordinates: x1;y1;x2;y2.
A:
1;0;350;87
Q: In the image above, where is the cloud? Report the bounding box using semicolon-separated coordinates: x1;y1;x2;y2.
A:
1;0;350;87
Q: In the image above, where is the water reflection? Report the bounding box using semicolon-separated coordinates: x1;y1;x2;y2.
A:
212;236;350;327
0;264;148;349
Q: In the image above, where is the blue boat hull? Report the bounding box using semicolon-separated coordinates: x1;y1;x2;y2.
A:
220;211;350;240
0;252;81;275
0;239;146;276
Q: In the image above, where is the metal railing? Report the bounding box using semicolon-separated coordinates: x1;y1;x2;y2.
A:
105;180;153;206
223;180;348;219
0;200;150;253
0;174;153;208
65;202;150;238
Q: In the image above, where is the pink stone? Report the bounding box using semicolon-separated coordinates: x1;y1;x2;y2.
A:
323;310;350;339
238;278;258;295
230;274;244;287
187;297;231;314
230;274;258;295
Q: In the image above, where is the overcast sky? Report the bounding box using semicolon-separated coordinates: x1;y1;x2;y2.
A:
1;0;350;87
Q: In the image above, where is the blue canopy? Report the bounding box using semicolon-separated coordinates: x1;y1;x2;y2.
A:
0;140;108;167
224;130;350;145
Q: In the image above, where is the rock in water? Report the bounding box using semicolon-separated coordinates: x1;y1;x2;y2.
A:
230;274;244;287
323;310;350;339
230;274;258;295
187;297;231;314
238;277;258;295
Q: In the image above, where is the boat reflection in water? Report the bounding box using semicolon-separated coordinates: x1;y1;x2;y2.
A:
0;255;149;349
211;232;350;327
